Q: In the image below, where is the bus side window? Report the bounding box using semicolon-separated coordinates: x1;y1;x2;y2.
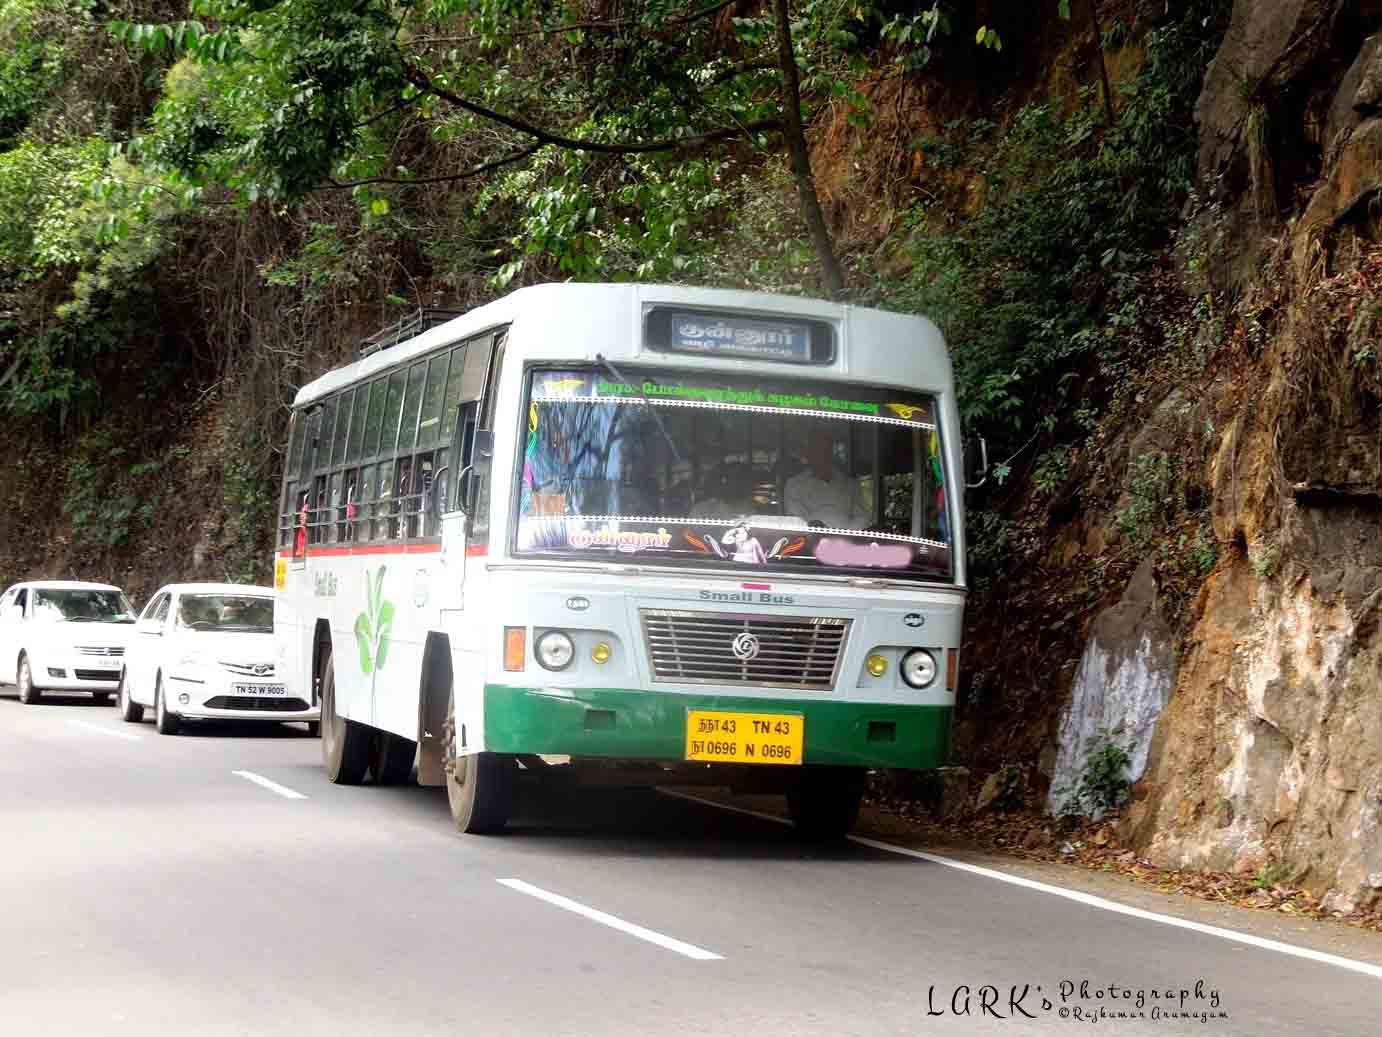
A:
311;474;328;544
373;460;395;541
327;472;342;544
357;464;374;541
341;469;358;542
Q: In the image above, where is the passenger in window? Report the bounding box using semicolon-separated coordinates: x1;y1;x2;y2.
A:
783;430;868;529
344;482;358;542
294;492;309;557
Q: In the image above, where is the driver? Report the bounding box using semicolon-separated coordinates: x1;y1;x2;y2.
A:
783;430;866;529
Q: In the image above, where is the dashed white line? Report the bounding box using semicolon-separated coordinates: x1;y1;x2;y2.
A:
660;789;1382;981
65;719;141;742
232;770;308;800
497;878;722;961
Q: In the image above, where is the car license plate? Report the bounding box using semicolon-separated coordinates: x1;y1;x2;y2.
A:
232;683;287;697
685;710;803;765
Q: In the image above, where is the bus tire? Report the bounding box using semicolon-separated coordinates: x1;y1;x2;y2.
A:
118;672;143;723
444;689;513;834
16;654;41;704
373;731;416;786
154;678;180;735
321;647;369;785
787;766;866;841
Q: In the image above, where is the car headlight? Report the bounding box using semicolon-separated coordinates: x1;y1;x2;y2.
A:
534;630;575;672
901;649;937;689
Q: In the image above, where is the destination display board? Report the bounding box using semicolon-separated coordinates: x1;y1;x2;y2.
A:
666;312;812;362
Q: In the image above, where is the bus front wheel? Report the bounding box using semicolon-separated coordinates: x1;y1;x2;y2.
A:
444;690;513;834
322;647;369;784
787;766;866;841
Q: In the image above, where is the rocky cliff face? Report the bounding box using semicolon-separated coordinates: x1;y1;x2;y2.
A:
1061;0;1382;910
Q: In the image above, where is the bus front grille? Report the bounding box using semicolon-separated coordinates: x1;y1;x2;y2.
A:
641;610;849;690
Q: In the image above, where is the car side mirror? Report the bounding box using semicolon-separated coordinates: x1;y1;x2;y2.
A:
964;435;989;489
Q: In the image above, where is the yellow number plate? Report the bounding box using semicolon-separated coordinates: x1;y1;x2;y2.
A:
685;710;803;765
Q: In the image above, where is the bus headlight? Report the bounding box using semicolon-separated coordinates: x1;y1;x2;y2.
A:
901;649;937;689
535;630;575;671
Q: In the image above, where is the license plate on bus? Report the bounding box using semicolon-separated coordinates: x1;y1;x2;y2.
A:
685;710;803;765
232;683;287;697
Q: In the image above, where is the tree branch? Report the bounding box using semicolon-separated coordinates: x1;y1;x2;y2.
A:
406;0;740;48
705;59;778;88
402;65;780;155
318;144;543;190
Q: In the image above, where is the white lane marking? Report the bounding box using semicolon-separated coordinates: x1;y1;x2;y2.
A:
65;720;140;742
660;790;1382;981
231;770;308;800
497;878;722;961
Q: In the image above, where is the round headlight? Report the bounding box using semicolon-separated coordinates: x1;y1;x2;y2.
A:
901;649;937;689
866;653;888;677
535;630;575;671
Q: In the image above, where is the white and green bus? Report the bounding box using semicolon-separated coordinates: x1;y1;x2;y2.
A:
274;283;975;836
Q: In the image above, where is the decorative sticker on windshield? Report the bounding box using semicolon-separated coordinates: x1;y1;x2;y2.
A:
518;515;947;573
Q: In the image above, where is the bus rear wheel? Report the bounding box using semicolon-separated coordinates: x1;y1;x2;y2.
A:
321;647;369;785
373;731;416;785
444;689;513;834
787;766;866;841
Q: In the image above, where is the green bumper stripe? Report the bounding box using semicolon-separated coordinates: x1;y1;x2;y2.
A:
483;684;951;770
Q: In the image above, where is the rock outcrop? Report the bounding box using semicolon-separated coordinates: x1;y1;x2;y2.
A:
1119;0;1382;911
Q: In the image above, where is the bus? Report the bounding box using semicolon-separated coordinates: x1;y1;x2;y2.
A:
274;283;976;837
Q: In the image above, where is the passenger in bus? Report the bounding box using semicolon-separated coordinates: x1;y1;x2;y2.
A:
294;492;309;556
784;432;868;529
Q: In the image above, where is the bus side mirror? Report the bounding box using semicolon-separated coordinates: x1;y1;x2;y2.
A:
964;435;989;489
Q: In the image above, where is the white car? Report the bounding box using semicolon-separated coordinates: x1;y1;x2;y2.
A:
0;581;137;704
119;582;320;736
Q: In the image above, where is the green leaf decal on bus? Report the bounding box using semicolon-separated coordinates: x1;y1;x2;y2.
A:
354;613;374;673
356;566;393;675
374;601;394;671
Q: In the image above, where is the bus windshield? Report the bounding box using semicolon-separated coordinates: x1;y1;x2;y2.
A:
514;367;951;580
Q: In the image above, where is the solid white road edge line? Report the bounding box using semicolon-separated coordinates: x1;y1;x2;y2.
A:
65;719;141;742
232;770;308;800
659;789;1382;982
497;878;723;961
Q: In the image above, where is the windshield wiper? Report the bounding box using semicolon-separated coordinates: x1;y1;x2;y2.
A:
594;354;683;466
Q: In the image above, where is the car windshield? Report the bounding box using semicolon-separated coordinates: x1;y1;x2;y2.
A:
32;589;136;623
514;367;951;580
175;594;274;633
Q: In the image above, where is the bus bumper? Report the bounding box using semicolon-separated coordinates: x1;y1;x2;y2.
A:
482;684;951;771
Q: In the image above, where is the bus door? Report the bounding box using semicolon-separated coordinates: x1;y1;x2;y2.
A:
436;332;505;610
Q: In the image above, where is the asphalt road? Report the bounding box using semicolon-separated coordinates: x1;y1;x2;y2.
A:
2;691;1379;1037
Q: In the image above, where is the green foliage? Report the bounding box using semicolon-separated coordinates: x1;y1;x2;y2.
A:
1253;860;1293;890
1115;451;1179;546
1060;734;1133;818
63;430;185;549
1032;446;1069;496
1251;541;1281;580
885;0;1230;444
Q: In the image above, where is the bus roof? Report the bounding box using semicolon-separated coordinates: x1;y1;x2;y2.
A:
292;282;949;408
